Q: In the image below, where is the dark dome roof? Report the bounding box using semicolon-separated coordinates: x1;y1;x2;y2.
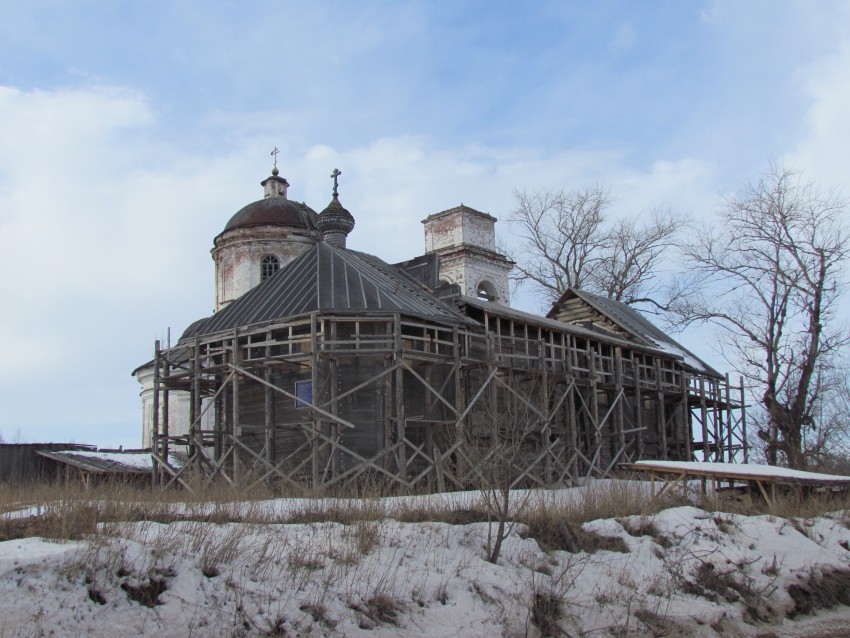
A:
317;196;355;236
223;198;318;233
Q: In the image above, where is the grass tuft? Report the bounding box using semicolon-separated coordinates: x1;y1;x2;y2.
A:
519;481;668;553
786;568;850;618
120;577;168;607
530;590;563;637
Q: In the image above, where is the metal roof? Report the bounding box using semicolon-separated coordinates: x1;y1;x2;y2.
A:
198;242;473;337
34;450;181;475
554;288;720;377
221;198;318;234
457;296;677;356
180;316;211;341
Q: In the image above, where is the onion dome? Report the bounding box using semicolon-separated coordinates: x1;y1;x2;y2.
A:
316;168;355;249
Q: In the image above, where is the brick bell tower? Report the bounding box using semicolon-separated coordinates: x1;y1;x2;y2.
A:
422;204;514;305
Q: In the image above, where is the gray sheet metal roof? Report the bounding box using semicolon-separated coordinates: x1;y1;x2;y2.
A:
180;316;211;341
198;242;473;337
131;343;192;377
34;450;179;475
458;296;677;356
557;288;721;377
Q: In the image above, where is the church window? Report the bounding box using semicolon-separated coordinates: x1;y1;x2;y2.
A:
476;280;497;302
261;254;280;281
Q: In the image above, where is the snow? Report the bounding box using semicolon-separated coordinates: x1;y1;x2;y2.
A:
3;485;850;636
653;339;710;374
68;450;156;469
632;460;850;483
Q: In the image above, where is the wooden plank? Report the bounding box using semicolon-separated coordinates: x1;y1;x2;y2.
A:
394;315;407;478
654;357;667;460
192;339;202;473
311;313;320;490
699;377;709;461
740;376;749;462
152;340;161;487
232;330;241;484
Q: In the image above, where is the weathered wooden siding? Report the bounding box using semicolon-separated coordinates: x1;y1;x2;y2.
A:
0;443;95;483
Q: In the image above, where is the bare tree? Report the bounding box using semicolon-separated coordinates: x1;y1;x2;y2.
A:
457;375;550;564
671;164;849;469
801;354;850;472
507;187;684;310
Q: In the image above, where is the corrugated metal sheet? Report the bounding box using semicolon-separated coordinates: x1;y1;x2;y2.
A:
199;242;473;337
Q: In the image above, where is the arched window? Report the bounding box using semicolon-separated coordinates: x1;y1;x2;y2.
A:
261;254;280;282
476;280;498;302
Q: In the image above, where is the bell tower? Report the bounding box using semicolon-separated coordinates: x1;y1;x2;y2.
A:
422;205;514;305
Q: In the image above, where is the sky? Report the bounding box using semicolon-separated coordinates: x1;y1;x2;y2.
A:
1;0;849;447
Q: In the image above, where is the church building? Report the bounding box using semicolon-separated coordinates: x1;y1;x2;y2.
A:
134;160;745;492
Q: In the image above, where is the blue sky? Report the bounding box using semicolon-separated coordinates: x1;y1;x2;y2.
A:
1;1;849;447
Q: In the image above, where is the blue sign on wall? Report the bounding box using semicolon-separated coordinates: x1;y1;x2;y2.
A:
295;380;313;409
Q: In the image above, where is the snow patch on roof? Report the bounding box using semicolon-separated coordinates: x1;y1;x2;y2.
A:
631;460;850;483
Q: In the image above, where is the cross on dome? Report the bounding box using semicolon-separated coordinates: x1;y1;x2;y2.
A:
330;168;341;198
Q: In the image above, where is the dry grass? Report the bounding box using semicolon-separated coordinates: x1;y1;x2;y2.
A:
0;477;274;512
700;485;850;520
530;590;563;637
8;475;846;563
0;478;678;552
349;594;403;627
786;568;850;618
1;479;297;543
0;503;97;542
519;481;679;553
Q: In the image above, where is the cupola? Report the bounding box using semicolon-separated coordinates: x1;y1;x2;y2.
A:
211;153;321;311
316;168;355;249
262;165;289;199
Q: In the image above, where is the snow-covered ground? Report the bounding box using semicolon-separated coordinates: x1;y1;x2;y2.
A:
3;485;850;636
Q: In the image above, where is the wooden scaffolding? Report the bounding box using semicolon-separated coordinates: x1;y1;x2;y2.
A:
149;304;745;493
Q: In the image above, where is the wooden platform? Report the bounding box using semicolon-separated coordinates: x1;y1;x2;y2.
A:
621;460;850;503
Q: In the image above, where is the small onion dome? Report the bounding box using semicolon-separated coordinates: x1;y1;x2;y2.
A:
316;195;355;249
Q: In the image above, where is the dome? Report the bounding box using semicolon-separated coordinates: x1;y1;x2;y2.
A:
316;196;355;247
222;198;318;233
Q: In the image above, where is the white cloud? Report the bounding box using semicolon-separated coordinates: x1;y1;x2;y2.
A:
0;86;263;439
787;38;850;192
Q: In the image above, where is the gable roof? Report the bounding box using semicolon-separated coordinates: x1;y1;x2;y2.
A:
457;295;675;355
197;242;473;337
548;288;721;377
